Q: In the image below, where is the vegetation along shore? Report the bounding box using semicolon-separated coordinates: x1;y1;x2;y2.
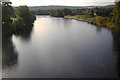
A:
64;2;120;35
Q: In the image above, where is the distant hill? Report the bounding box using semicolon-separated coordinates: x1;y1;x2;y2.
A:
103;5;114;8
28;6;85;11
14;5;114;11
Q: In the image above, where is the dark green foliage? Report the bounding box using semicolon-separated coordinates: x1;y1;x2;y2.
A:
2;22;14;37
55;9;64;17
96;16;105;26
2;2;14;22
33;10;50;15
49;10;55;16
49;9;64;17
2;2;18;65
72;9;86;15
13;18;25;33
113;1;120;33
113;2;120;26
15;6;36;26
2;3;36;37
94;8;113;17
88;9;94;17
63;8;72;16
2;2;14;36
49;8;72;17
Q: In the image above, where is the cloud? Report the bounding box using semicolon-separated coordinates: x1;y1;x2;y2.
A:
10;0;116;6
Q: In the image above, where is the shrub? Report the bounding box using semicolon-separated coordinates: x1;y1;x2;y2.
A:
106;22;115;29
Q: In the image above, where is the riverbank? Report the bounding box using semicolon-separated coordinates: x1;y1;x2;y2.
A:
64;15;116;32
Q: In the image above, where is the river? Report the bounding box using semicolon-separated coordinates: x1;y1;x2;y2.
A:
2;15;120;78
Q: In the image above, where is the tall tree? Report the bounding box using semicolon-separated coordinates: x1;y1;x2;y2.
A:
2;2;14;36
15;6;36;27
113;1;120;28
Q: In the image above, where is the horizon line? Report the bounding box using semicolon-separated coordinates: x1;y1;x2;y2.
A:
12;4;115;7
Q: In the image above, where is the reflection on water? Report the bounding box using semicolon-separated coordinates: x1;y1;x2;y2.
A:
96;26;102;32
2;25;33;68
2;25;33;77
14;26;33;41
2;16;120;78
2;36;18;69
113;35;120;77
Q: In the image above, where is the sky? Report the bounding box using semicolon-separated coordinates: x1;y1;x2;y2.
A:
10;0;115;6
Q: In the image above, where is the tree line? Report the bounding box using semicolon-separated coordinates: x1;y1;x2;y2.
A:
2;1;120;35
64;2;120;34
2;2;36;37
49;8;72;17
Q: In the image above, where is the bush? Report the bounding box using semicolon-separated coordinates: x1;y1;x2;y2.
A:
106;22;115;29
86;18;96;24
96;16;109;26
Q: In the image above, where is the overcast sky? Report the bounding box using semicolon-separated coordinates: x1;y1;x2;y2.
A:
11;0;115;6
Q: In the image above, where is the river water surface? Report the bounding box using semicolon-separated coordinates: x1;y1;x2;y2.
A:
2;15;120;78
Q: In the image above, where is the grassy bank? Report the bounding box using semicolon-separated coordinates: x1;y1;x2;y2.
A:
64;15;116;32
64;16;86;21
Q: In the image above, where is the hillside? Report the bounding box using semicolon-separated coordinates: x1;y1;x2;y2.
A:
13;5;114;11
28;5;114;11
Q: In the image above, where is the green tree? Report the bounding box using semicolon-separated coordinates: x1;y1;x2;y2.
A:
56;9;64;17
49;9;64;17
96;16;105;26
113;1;120;26
113;1;120;33
15;6;36;26
88;9;94;17
2;2;14;36
13;17;25;33
63;8;72;16
49;8;72;17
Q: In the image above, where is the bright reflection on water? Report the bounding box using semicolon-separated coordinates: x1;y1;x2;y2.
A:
2;15;120;78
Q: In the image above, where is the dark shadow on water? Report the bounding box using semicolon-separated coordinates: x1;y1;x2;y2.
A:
2;25;33;69
2;36;18;69
14;26;33;41
96;26;102;32
112;34;120;77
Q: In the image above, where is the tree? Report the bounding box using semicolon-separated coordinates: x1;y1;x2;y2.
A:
88;9;94;17
63;8;72;16
2;2;14;36
49;9;64;17
15;6;36;26
113;1;120;33
13;17;25;33
113;1;120;26
56;9;64;17
49;8;72;17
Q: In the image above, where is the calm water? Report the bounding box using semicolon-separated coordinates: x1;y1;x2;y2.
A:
2;15;120;78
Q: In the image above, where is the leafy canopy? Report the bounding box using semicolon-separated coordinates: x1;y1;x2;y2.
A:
15;6;36;26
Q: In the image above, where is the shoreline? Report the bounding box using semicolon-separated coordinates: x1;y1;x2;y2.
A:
64;16;120;36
